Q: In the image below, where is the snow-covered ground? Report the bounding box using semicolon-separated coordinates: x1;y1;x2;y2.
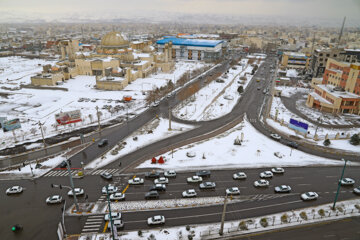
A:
137;118;356;171
85;118;195;169
0;57;209;151
173;58;259;121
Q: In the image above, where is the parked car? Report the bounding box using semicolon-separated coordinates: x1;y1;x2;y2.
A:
128;177;144;185
109;192;125;201
46;195;63;204
145;171;160;179
100;172;113;180
59;160;69;168
147;215;165;225
98;139;108;147
226;187;240;196
301;192;318;201
182;189;197;198
254;179;269;187
145;191;159;200
260;171;273;178
274;185;292;193
270;133;281;141
340;178;355;186
6;186;23;195
199;182;216;189
233;172;247;180
104;212;121;221
286;141;299;149
271;167;285;174
196;170;211;178
154;177;169;184
149;184;166;192
187;176;203;183
164;170;177;178
102;185;118;194
353;187;360;195
68;188;84;196
108;219;124;230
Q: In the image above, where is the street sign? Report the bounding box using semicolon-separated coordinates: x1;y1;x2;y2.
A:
55;110;82;125
2;118;21;132
289;118;308;134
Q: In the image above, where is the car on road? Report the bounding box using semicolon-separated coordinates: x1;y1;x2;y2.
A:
98;139;108;147
164;170;177;178
257;87;261;90
46;195;63;204
6;186;23;195
274;185;291;193
102;185;118;194
353;187;360;195
109;192;125;201
271;167;285;174
226;187;240;196
270;133;281;141
145;191;160;200
233;172;247;180
286;141;299;149
152;102;160;107
260;171;273;178
59;160;70;168
107;219;124;230
340;178;355;186
196;170;211;178
68;188;84;196
182;189;197;198
104;212;122;221
154;177;169;184
100;172;113;180
147;215;165;225
301;192;318;201
145;171;160;179
199;182;216;189
187;176;203;183
128;177;144;185
149;184;166;192
254;179;269;187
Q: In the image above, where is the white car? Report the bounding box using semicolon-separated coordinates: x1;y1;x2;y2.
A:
102;185;118;194
233;172;247;180
182;189;197;198
187;176;203;183
147;215;165;225
6;186;23;195
104;212;122;221
271;167;285;174
46;195;63;204
260;171;273;178
128;177;144;185
254;179;269;187
108;219;124;230
340;178;355;186
270;133;281;140
301;192;319;201
110;193;125;201
154;177;169;184
67;188;84;196
226;187;240;196
274;185;291;193
164;170;177;178
353;187;360;195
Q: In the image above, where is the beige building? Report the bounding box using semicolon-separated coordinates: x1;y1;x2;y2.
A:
281;52;310;70
31;72;64;86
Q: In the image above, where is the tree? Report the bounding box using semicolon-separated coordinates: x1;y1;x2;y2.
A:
88;114;93;123
30;127;37;136
323;139;331;146
350;134;360;145
237;85;244;94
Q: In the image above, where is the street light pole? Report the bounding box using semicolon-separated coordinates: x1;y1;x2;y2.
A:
96;106;101;136
332;158;348;210
66;161;80;212
219;195;228;235
106;185;115;240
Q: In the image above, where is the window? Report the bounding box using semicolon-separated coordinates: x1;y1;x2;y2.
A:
319;58;323;61
333;54;337;57
326;54;330;57
319;53;323;56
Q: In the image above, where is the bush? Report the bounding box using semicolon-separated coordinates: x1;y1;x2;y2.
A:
281;214;288;223
336;206;344;212
186;225;190;231
300;211;308;220
239;221;248;230
260;218;268;228
237;85;244;94
187;235;193;240
138;230;142;236
350;134;360;145
323;139;331;146
148;234;156;240
318;209;325;217
355;204;360;210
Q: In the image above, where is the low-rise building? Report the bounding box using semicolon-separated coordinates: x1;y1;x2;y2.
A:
281;52;310;70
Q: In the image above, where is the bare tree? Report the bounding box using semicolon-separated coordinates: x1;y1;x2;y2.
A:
30;127;37;136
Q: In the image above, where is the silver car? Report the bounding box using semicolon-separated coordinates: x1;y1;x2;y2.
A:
301;192;318;201
226;187;240;196
182;189;197;198
274;185;291;193
147;215;165;225
110;193;125;201
6;186;23;195
46;195;63;204
233;172;247;180
260;171;273;178
199;182;216;189
340;178;355;186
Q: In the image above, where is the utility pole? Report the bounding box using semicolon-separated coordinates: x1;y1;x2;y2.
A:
106;185;115;240
95;106;101;136
314;116;322;137
38;121;46;149
332;158;348;210
219;195;228;235
61;200;67;237
66;161;79;212
168;107;172;131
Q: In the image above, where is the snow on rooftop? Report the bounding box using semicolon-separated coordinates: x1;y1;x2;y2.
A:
156;37;223;48
317;84;360;98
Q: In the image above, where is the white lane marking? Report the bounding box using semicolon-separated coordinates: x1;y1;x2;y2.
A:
82;228;100;232
326;176;338;178
290;177;304;179
297;184;311;186
85;221;102;224
88;215;104;219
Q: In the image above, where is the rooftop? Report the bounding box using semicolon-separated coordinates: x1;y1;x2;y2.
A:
317;84;360;99
156;37;223;48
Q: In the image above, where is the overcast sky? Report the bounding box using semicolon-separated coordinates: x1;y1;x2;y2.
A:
1;0;360;24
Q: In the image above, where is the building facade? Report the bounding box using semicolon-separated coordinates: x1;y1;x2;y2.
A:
281;52;310;70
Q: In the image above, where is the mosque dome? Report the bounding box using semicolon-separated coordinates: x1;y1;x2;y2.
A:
101;32;129;48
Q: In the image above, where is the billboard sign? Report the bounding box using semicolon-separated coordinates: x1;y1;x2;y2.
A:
0;117;7;129
289;118;308;134
55;110;82;125
2;118;21;132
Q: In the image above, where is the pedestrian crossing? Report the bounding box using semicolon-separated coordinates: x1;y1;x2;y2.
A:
42;168;120;177
81;214;104;234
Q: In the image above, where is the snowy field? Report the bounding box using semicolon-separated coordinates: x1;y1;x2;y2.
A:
173;58;260;121
137;118;356;171
0;57;208;151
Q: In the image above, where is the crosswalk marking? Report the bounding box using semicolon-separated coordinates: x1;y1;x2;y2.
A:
42;169;120;177
81;215;104;234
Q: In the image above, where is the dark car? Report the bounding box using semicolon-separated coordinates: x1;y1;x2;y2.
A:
149;184;166;192
145;191;159;200
59;160;70;168
145;171;161;179
286;141;299;149
196;170;211;178
100;172;113;180
98;139;108;147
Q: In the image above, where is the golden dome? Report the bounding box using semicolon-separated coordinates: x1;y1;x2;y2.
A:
101;32;129;48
